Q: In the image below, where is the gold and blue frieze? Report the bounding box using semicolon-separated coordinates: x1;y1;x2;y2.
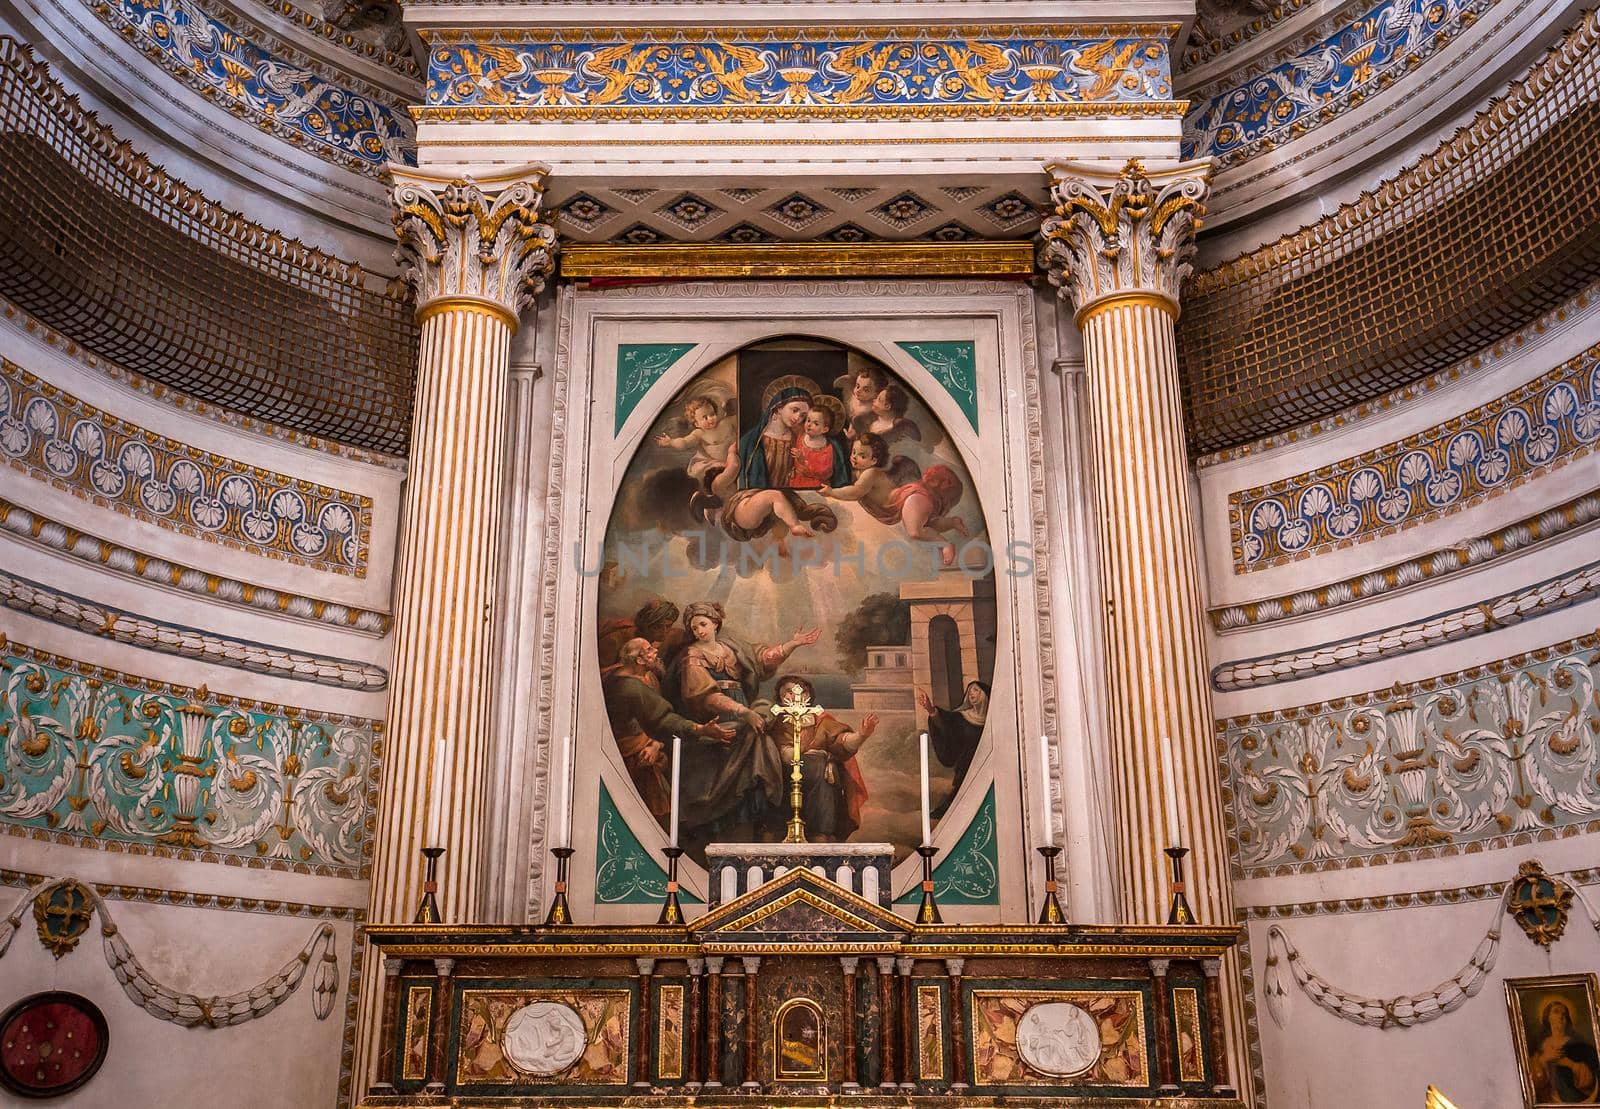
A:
93;0;415;168
422;26;1178;118
1183;0;1490;163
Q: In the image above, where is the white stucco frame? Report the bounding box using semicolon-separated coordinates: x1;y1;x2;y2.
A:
503;278;1101;925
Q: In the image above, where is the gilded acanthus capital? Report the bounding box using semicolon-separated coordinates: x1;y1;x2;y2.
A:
1038;158;1211;321
388;163;559;328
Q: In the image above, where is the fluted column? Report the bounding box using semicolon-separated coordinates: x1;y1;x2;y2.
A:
355;162;558;1085
1039;157;1245;1096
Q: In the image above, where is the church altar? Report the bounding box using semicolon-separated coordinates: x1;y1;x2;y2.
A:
360;866;1241;1107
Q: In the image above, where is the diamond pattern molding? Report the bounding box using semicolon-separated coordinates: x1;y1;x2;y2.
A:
550;182;1041;245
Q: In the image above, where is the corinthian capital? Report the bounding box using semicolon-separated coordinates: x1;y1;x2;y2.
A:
388;162;559;330
1039;158;1211;321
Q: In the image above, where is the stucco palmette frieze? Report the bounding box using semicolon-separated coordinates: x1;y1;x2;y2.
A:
1038;158;1212;317
388;163;559;322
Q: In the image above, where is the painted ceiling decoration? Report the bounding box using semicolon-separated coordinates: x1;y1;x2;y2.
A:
419;25;1179;120
1182;0;1493;163
91;0;416;169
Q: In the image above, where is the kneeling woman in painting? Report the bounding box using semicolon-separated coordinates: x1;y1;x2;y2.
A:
768;675;878;842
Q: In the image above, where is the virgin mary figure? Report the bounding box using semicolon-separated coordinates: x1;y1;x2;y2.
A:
738;376;816;489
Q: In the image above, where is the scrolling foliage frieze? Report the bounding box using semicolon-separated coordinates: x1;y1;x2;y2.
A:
0;642;379;877
422;26;1177;119
1219;631;1600;876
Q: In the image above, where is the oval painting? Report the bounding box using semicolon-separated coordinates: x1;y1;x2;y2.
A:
596;338;997;864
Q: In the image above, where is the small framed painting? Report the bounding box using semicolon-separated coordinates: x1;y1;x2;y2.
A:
1505;973;1600;1106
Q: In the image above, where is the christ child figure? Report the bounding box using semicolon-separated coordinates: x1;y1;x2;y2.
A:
655;397;737;481
788;402;850;489
767;675;878;842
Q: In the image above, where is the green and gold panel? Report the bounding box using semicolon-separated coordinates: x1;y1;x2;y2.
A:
965;983;1152;1094
447;983;634;1092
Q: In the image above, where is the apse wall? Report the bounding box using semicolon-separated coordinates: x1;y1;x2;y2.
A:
0;25;409;1108
1185;8;1600;1107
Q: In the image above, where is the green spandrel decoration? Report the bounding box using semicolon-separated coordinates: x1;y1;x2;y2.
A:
615;343;697;433
594;781;703;905
895;340;978;433
897;784;999;907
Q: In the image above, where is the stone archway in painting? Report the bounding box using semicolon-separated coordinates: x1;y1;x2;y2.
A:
595;337;997;864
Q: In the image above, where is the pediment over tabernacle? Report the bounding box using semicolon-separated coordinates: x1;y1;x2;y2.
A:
689;866;911;951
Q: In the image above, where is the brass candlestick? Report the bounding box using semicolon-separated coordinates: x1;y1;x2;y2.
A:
658;846;685;925
1165;846;1196;925
1036;845;1068;925
784;736;806;843
915;844;942;924
413;846;443;923
545;846;575;926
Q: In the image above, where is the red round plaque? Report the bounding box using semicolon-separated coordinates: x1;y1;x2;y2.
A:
0;993;108;1098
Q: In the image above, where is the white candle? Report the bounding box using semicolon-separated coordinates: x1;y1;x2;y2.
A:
919;732;932;847
426;738;451;847
669;735;682;848
1161;735;1184;847
1039;734;1055;848
553;734;572;849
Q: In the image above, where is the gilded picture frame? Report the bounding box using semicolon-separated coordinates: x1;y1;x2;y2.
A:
1504;973;1600;1107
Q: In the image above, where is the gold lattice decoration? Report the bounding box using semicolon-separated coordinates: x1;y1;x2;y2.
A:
1178;10;1600;457
0;37;417;455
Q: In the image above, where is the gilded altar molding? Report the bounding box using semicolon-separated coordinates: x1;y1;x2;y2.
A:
0;361;374;575
1038;158;1211;315
0;494;393;637
560;241;1035;279
390;164;558;321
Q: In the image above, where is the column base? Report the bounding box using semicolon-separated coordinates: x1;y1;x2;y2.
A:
703;1081;722;1090
1157;1084;1182;1094
740;1081;762;1091
841;1082;861;1092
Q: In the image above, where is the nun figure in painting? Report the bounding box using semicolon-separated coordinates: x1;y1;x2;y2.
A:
918;680;989;817
666;601;822;846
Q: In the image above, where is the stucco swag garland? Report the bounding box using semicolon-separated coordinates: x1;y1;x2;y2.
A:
1264;867;1600;1030
0;876;339;1027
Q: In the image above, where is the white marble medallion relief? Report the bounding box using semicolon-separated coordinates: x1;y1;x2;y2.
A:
1016;1001;1102;1078
501;1001;587;1075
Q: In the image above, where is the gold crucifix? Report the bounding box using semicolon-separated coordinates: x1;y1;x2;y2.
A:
770;691;821;843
